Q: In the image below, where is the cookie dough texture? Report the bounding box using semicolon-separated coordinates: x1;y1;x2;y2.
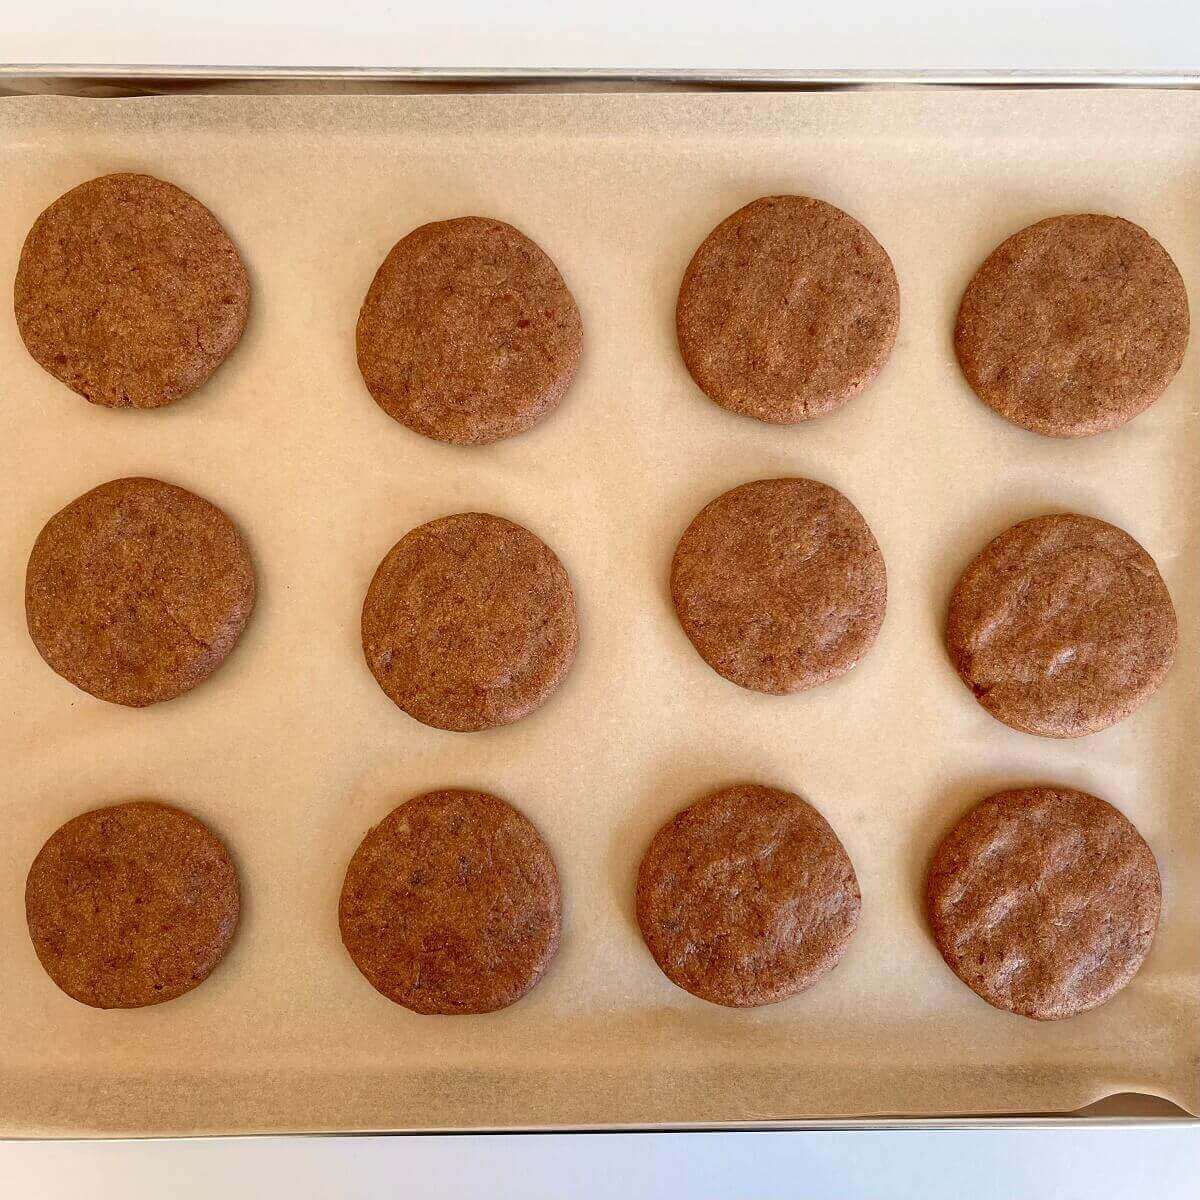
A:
676;195;900;424
14;172;250;409
356;216;583;444
636;783;861;1007
955;214;1189;437
361;512;578;731
927;786;1161;1021
339;789;562;1014
25;801;241;1009
671;477;886;694
946;513;1177;738
25;477;257;708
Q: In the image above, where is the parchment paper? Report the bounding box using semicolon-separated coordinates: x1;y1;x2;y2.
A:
0;90;1197;1136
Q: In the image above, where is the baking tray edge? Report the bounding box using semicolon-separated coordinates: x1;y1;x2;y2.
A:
2;65;1200;95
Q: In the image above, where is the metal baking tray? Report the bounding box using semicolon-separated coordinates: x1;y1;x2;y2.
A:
0;65;1196;1133
1;66;1200;97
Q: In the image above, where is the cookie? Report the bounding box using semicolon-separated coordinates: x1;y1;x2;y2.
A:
671;477;886;694
356;216;583;445
955;214;1189;437
676;195;899;424
636;783;860;1008
25;801;240;1009
946;513;1176;738
14;172;250;409
361;511;577;731
26;477;257;708
339;789;561;1014
927;786;1160;1021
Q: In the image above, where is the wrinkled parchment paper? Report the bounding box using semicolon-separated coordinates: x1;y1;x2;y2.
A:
0;90;1196;1135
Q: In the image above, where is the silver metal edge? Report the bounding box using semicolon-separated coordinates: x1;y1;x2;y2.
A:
1;1114;1193;1142
0;60;1195;1133
2;65;1200;87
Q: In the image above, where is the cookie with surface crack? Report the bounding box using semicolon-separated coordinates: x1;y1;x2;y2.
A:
15;172;249;409
361;512;578;731
356;216;582;444
26;800;240;1009
339;789;561;1014
954;214;1188;437
946;513;1176;738
25;477;256;707
671;477;886;694
636;783;861;1007
676;195;899;424
926;786;1160;1020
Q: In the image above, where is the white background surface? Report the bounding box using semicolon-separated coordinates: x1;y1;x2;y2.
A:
0;1128;1197;1198
0;0;1196;71
3;2;1200;1196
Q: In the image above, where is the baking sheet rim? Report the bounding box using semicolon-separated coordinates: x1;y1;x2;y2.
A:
4;65;1200;88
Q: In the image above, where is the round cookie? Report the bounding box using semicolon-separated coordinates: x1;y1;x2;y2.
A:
636;783;861;1008
926;786;1160;1021
671;477;886;694
339;789;561;1014
955;214;1189;437
26;801;240;1009
361;511;577;731
26;477;257;708
356;216;583;445
676;195;900;424
946;513;1176;738
14;172;250;409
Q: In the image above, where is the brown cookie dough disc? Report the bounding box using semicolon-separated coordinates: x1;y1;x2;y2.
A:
361;512;578;731
927;786;1160;1021
25;801;240;1009
339;789;561;1014
946;514;1176;738
676;195;900;424
955;214;1189;437
636;783;860;1008
14;173;250;409
356;216;583;445
671;478;886;694
26;477;257;708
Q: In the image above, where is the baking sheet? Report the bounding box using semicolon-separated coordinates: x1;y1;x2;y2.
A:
0;89;1197;1136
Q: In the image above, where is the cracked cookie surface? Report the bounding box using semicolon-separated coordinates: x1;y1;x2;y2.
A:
954;213;1188;437
356;216;582;445
636;783;861;1008
676;195;899;424
339;789;561;1014
946;513;1176;738
25;477;256;707
361;512;578;731
26;800;240;1009
926;786;1160;1020
671;477;886;694
15;172;250;409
